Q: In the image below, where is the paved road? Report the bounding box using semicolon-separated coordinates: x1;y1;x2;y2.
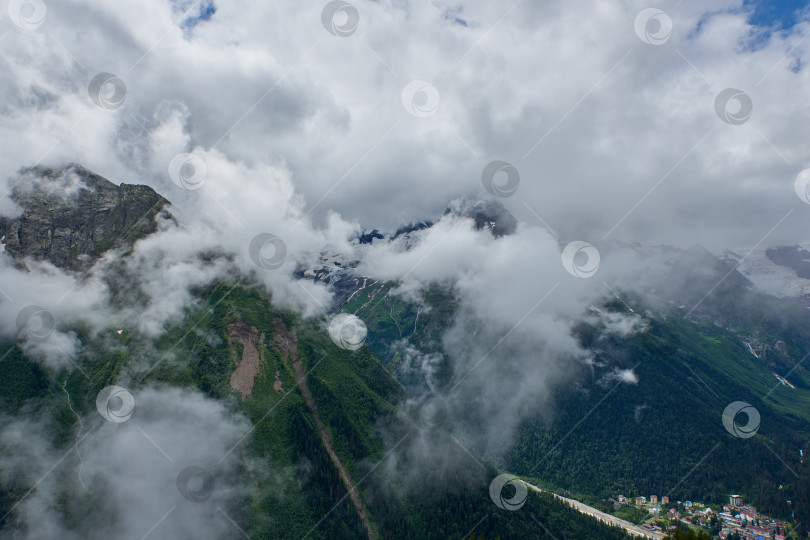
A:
524;482;665;539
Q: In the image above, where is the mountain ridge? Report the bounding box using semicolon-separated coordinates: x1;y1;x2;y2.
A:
0;164;645;539
0;164;172;271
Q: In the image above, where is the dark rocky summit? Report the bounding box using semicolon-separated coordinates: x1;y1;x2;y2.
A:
0;164;172;271
766;245;810;279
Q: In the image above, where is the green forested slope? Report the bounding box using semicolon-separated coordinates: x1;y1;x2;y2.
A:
336;279;810;536
0;284;642;539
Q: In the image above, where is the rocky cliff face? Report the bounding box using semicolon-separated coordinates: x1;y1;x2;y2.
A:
0;164;172;271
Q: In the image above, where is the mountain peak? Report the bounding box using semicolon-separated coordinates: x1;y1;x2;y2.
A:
1;164;172;271
444;198;518;237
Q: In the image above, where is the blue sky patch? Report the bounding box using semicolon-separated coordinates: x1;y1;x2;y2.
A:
744;0;809;30
171;0;216;31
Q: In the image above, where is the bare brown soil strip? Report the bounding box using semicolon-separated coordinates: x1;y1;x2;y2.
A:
273;370;284;393
271;317;375;540
227;317;263;399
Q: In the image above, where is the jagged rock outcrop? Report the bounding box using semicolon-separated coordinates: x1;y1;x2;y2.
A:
297;198;519;310
0;164;172;271
444;198;518;237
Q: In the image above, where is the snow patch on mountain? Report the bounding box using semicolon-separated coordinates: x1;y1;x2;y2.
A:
729;245;810;307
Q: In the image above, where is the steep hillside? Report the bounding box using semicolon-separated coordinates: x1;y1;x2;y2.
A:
0;167;645;539
508;301;810;521
0;164;171;270
0;283;645;539
323;242;810;536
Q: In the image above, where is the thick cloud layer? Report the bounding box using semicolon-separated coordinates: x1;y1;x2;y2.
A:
0;0;806;343
0;386;253;540
0;0;807;329
0;0;808;248
1;0;809;536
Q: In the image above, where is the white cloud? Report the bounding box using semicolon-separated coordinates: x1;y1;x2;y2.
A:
0;385;253;540
0;1;807;527
0;0;806;248
599;367;640;387
0;258;108;369
587;309;649;339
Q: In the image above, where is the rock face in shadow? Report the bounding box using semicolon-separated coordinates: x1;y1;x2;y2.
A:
766;245;810;279
0;164;172;271
444;198;518;238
